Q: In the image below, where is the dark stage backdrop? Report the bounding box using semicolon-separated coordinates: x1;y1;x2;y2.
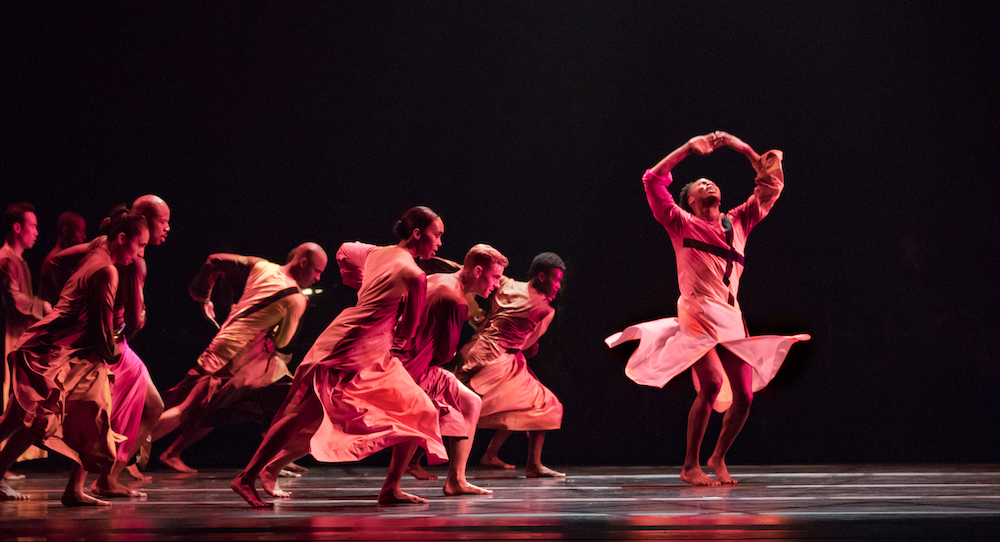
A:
3;2;997;467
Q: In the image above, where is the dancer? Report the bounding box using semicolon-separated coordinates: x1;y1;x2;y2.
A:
154;242;326;473
0;209;148;504
232;206;448;508
1;203;52;478
39;211;87;305
455;252;566;478
604;131;809;486
390;244;507;495
41;196;172;497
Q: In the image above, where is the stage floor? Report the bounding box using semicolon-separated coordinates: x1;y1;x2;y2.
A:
3;464;998;541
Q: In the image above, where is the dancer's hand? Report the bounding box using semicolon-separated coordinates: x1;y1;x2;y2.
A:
686;134;717;155
202;301;220;328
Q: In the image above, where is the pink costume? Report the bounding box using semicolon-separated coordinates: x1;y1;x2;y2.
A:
163;255;307;420
393;271;477;439
271;242;446;465
455;276;563;431
605;150;809;412
1;245;50;462
7;243;122;473
45;239;151;465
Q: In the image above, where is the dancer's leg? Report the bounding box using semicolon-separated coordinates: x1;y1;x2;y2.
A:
377;439;428;504
444;386;491;495
680;350;724;487
707;347;753;484
525;431;564;478
479;428;514;469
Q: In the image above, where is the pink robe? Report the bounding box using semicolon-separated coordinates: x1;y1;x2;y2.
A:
605;150;809;412
273;243;446;465
8;243;123;473
1;246;49;462
456;276;563;432
163;255;305;420
394;272;477;439
45;238;152;465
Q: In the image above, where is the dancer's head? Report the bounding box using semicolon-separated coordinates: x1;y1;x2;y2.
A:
285;242;328;289
461;244;508;298
528;252;565;302
394;206;443;260
679;178;721;214
2;202;38;250
107;206;150;266
56;211;87;246
132;195;170;246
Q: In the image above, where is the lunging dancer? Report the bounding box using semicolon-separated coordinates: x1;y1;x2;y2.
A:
605;131;809;486
389;244;507;496
232;206;447;507
454;252;566;478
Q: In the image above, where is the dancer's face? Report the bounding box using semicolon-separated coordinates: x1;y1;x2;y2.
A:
474;262;505;298
687;178;721;208
535;268;563;303
415;218;444;260
115;228;149;267
15;212;39;249
293;253;327;288
148;206;171;246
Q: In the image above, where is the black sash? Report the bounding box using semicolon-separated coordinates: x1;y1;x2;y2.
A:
682;215;741;306
228;286;301;323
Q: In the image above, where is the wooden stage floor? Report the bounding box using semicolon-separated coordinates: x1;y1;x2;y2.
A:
3;464;999;541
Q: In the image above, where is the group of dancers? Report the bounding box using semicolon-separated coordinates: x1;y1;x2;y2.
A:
1;131;808;507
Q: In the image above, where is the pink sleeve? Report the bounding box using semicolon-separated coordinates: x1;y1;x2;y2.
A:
336;242;375;289
642;169;686;234
731;149;784;233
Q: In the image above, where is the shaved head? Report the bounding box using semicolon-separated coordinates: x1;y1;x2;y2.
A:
285;242;327;289
132;194;170;245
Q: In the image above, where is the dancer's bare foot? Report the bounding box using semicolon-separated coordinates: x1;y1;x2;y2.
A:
377;487;429;504
261;465;291;497
61;489;112;507
480;455;515;469
405;463;439;480
159;452;197;473
231;476;273;508
525;465;565;478
443;478;492;496
278;468;301;478
2;480;29;500
707;457;738;484
90;476;147;499
283;462;308;473
125;464;152;482
680;466;721;486
3;471;25;481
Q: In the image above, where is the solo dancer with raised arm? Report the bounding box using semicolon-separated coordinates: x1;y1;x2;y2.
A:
606;131;809;486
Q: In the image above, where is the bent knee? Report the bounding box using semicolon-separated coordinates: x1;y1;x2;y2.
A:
698;376;726;400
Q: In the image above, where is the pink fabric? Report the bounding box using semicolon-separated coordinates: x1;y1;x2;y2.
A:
9;243;122;472
457;276;562;431
396;272;477;439
109;338;149;463
274;244;446;465
412;365;473;438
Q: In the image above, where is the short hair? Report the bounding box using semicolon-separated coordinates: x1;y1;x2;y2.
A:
463;244;508;271
678;181;696;213
57;211;85;240
2;202;35;238
528;252;566;278
392;206;440;240
107;206;148;241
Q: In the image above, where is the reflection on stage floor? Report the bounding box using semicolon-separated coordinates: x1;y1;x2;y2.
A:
3;464;998;540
